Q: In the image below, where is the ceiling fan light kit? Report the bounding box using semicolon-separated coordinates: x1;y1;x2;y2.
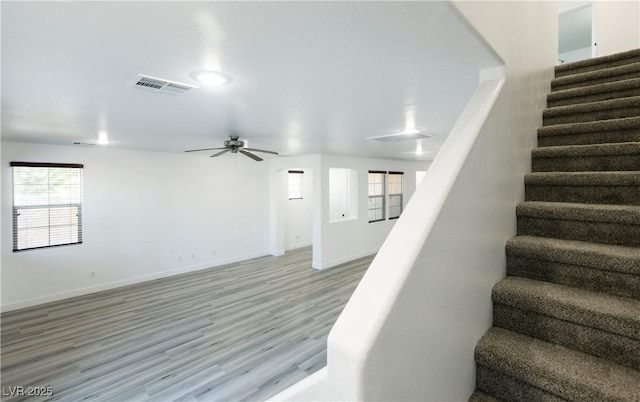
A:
185;135;279;161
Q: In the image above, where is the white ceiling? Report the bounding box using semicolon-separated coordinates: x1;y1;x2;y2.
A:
1;1;499;161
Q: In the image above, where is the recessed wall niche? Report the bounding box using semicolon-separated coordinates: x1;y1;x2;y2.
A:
329;168;358;222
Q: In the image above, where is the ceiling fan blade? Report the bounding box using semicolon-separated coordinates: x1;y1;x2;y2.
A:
210;149;231;158
185;147;226;153
243;147;279;155
239;149;263;161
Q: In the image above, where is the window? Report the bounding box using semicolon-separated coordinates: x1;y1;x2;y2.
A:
388;172;403;219
288;170;303;200
11;162;83;252
368;171;386;222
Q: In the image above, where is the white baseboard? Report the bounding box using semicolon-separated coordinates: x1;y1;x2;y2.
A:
1;250;271;312
284;241;313;251
312;248;378;270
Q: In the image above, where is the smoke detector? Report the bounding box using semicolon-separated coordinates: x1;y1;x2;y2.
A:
132;74;197;95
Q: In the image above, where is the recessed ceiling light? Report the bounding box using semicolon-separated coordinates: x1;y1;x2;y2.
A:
97;130;109;145
193;71;232;86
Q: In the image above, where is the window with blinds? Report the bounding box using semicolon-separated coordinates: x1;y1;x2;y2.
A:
388;171;404;219
11;162;84;252
368;171;386;222
288;170;303;200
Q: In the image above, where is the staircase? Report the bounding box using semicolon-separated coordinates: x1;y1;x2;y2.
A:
470;49;640;401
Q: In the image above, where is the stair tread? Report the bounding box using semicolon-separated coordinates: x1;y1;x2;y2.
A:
532;142;640;158
507;235;640;275
493;277;640;339
476;327;640;400
548;78;640;102
552;61;640;88
544;96;640;117
468;389;502;402
525;171;640;185
538;116;640;137
556;48;640;75
517;201;640;224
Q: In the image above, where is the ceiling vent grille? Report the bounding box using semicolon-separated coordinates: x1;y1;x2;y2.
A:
367;131;433;142
133;74;198;95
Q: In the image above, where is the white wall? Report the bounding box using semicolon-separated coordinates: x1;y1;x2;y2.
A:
594;0;640;56
274;1;557;400
559;46;592;63
270;154;429;271
355;1;556;398
1;142;271;311
317;155;428;270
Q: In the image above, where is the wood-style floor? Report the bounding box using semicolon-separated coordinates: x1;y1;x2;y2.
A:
0;247;372;401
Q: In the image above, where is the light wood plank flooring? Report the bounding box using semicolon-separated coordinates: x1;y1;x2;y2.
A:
1;247;372;401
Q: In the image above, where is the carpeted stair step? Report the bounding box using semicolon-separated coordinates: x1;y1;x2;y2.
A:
468;389;503;402
492;277;640;370
516;201;640;246
525;171;640;205
531;142;640;172
475;327;640;401
506;235;640;299
476;365;565;401
551;61;640;92
547;78;640;107
538;116;640;147
543;96;640;126
555;48;640;78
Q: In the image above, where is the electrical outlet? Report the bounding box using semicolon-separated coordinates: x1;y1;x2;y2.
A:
178;256;183;262
212;250;217;256
90;271;96;279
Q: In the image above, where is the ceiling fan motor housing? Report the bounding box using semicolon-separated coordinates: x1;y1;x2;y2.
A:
225;138;244;148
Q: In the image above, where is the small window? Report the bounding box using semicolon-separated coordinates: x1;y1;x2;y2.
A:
368;171;386;222
11;162;84;252
288;170;303;200
388;172;403;219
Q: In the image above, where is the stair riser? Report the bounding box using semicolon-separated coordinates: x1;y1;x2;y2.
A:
532;155;640;172
555;56;640;77
543;106;640;126
507;256;640;299
552;71;640;91
494;303;640;370
525;184;640;205
517;216;640;246
548;87;640;107
538;129;640;146
476;365;565;402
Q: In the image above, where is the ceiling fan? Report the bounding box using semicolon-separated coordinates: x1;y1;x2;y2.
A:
184;135;279;161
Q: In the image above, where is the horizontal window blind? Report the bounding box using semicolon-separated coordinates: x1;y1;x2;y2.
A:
288;170;303;200
388;172;403;219
368;171;386;222
11;162;84;252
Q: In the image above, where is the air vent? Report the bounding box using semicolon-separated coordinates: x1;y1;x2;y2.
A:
72;141;97;146
367;131;433;142
133;74;198;95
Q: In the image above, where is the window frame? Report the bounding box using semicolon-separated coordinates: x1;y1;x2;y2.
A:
388;171;404;220
11;162;84;252
288;170;304;200
368;170;386;223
